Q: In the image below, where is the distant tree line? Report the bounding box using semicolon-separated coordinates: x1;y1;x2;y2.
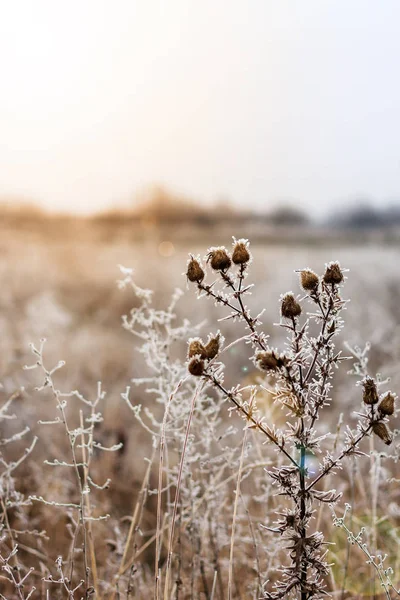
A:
130;188;400;229
327;202;400;229
123;186;312;228
1;189;400;231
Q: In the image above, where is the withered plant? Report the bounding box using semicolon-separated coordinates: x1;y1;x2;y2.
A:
0;390;38;600
185;238;398;599
23;340;122;599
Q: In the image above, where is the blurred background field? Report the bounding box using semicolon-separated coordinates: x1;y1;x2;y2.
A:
2;195;400;429
2;195;400;376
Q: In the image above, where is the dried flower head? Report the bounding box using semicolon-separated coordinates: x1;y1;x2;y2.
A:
281;293;302;319
232;239;251;265
186;256;205;283
207;247;232;272
372;422;392;445
362;376;379;405
205;334;220;359
188;338;208;360
300;269;319;292
323;262;343;285
256;349;287;372
188;357;205;376
378;391;395;416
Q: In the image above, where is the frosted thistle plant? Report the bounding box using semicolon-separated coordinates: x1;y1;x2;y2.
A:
185;238;397;599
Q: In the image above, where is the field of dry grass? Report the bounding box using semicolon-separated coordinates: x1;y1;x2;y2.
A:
1;219;400;599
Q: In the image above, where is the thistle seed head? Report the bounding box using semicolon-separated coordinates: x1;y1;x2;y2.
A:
362;376;379;405
232;239;250;265
205;334;220;359
188;338;208;360
323;262;344;285
255;349;287;372
300;269;319;292
378;391;396;416
186;256;205;283
188;357;205;377
372;422;392;445
207;247;232;272
281;293;302;319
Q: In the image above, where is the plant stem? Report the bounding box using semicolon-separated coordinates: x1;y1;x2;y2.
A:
299;441;307;600
206;374;299;469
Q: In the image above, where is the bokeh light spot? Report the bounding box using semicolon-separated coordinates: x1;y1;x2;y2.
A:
158;241;175;257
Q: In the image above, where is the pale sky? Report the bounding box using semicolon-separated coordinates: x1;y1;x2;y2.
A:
1;1;400;215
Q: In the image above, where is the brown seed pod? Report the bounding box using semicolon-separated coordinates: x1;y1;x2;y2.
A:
256;350;287;372
281;293;302;319
188;357;205;376
205;334;220;359
362;377;379;405
300;269;319;292
378;392;395;416
207;248;232;271
323;262;343;285
188;339;208;360
232;240;250;265
372;422;392;445
186;257;205;283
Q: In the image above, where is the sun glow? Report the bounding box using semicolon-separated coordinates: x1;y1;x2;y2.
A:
0;1;146;211
1;2;138;142
1;1;400;215
3;8;84;109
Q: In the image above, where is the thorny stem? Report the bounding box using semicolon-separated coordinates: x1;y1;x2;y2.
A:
291;314;309;600
221;269;269;350
291;317;304;391
197;282;245;319
288;314;309;598
306;425;372;493
304;291;334;384
308;341;334;431
299;443;307;600
221;269;256;329
205;373;299;469
197;277;267;351
306;290;338;430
